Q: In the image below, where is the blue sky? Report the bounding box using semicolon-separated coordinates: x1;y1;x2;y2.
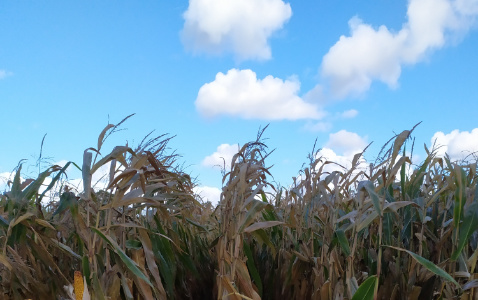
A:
1;0;478;204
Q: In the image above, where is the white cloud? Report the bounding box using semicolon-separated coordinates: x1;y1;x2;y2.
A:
455;0;478;15
202;143;240;170
300;130;369;179
325;130;368;156
181;0;292;60
321;0;478;98
196;69;324;120
194;185;222;206
0;172;14;192
303;121;332;132
340;109;359;119
315;147;367;177
0;70;12;80
0;170;57;203
431;128;478;161
303;84;327;105
302;110;357;132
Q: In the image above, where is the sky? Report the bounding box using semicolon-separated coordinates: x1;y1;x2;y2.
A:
1;0;478;205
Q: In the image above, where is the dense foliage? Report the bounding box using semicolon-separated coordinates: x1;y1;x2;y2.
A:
1;119;477;300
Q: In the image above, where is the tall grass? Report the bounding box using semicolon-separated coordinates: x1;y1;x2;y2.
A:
1;119;477;300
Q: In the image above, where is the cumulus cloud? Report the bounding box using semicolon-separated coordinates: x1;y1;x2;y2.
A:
321;0;478;98
315;148;367;176
301;130;369;179
325;130;368;156
431;128;478;161
181;0;292;60
196;69;324;120
202;143;240;170
194;185;222;205
0;170;57;203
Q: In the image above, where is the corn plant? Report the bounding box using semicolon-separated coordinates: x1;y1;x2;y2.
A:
1;120;478;300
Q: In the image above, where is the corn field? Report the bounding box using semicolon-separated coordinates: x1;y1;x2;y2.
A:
1;118;478;300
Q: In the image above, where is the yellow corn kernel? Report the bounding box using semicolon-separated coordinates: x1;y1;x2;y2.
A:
74;271;84;300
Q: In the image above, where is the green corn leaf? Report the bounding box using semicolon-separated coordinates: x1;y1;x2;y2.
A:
409;156;431;198
11;164;23;200
125;239;142;250
243;241;263;297
454;165;467;228
400;159;406;200
336;229;351;256
38;162;71;203
91;227;153;288
351;275;377;300
52;192;78;217
186;217;209;232
150;227;175;298
451;202;478;260
0;215;8;228
91;272;106;300
385;246;460;288
21;166;58;202
382;213;392;245
82;150;93;200
251;229;276;257
360;181;382;217
5;212;34;249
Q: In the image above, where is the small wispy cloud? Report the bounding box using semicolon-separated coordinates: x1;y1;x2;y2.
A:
340;109;358;119
303;109;357;132
0;70;13;80
303;121;332;132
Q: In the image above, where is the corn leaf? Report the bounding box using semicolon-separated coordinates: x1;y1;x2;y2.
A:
238;200;271;233
243;221;284;233
336;229;351;256
243;241;262;297
52;192;78;217
451;202;478;260
391;130;410;167
38;162;72;203
385;246;460;288
91;227;153;288
360;181;382;217
454;165;467;228
351;275;377;300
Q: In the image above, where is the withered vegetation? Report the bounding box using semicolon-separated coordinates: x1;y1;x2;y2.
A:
1;118;478;300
